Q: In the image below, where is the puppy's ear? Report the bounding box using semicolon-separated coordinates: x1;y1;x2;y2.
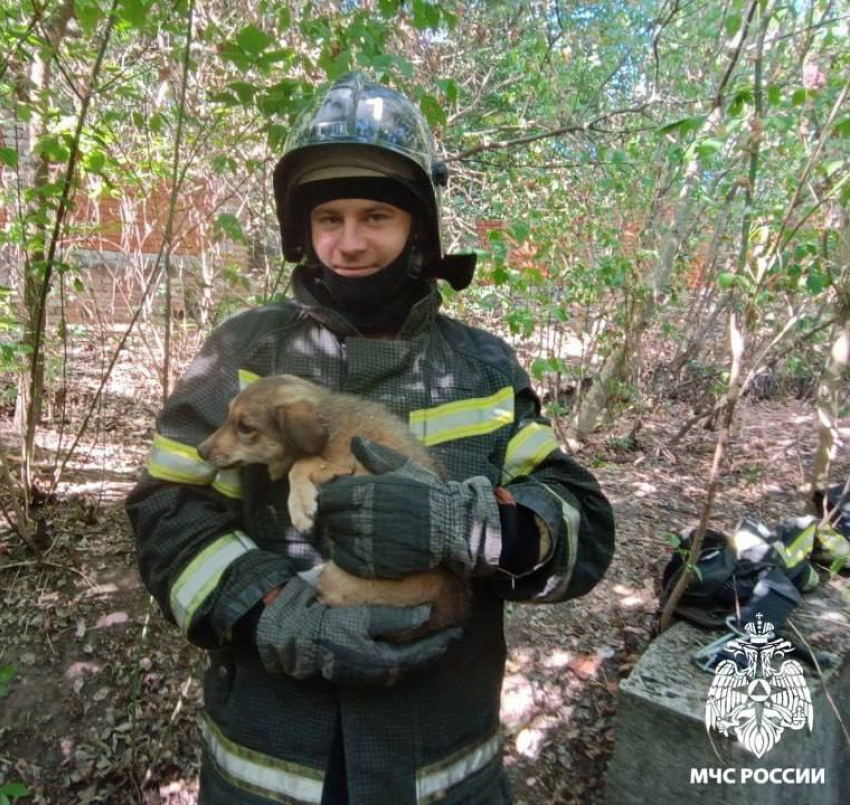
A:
275;400;329;456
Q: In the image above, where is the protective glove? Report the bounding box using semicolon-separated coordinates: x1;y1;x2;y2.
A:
316;436;502;580
256;576;461;685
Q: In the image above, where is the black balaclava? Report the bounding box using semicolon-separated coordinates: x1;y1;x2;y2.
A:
300;177;430;335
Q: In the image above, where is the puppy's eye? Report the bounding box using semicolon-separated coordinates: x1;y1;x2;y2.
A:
236;420;256;436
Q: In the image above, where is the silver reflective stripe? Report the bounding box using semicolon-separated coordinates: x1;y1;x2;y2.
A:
213;468;243;499
409;387;514;447
416;733;501;804
501;422;559;484
203;715;324;804
170;531;256;634
540;483;580;588
147;433;216;485
239;368;261;390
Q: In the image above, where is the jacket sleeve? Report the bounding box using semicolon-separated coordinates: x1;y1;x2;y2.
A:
125;317;293;649
493;360;615;603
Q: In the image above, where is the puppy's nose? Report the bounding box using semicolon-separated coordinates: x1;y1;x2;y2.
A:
197;441;211;461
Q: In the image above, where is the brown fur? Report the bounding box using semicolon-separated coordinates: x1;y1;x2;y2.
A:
197;375;469;637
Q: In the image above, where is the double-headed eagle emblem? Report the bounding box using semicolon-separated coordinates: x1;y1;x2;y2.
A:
705;613;813;758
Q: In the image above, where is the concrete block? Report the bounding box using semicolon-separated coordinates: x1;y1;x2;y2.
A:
605;581;850;804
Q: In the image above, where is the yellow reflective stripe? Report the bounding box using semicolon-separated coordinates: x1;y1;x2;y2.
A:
540;483;580;587
782;522;815;567
239;369;261;390
170;531;256;634
213;468;243;500
814;524;850;565
416;732;500;804
147;433;216;485
409;387;514;447
501;422;559;483
203;714;324;804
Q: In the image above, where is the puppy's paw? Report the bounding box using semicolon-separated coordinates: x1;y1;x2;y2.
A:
288;485;318;532
316;562;362;607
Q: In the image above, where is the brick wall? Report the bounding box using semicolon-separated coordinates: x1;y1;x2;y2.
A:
0;126;256;324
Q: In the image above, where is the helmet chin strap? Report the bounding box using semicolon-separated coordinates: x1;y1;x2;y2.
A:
406;232;425;280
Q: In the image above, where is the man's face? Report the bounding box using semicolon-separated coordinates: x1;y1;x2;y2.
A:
310;198;412;277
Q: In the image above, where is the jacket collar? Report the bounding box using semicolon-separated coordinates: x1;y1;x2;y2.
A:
292;264;442;340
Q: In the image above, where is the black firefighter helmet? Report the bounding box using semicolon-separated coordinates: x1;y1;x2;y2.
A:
272;72;475;290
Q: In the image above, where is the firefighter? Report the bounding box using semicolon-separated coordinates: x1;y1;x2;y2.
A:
127;72;615;805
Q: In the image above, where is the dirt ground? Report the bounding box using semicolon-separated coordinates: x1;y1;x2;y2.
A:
0;334;848;805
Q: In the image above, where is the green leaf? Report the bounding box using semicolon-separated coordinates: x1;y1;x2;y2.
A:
437;78;458;104
508;221;530;243
823;159;844;178
411;0;430;29
267;125;288;151
658;116;705;137
728;89;753;116
0;663;16;697
85;149;106;173
696;139;724;159
418;93;446;127
236;24;274;56
806;272;826;295
75;0;102;36
424;2;441;27
34;136;69;163
725;13;742;37
767;85;782;106
256;48;294;69
214;213;246;243
119;0;147;28
0;782;28;798
791;88;807;106
319;47;351;80
278;7;291;29
209;91;240;107
219;42;252;71
228;81;257;105
0;148;18;169
834;118;850;138
717;272;736;289
378;0;400;16
547;355;568;373
531;357;548;380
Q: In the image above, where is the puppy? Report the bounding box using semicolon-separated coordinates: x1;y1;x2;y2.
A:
197;374;469;637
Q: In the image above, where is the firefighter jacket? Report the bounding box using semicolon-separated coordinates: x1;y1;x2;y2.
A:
126;266;616;805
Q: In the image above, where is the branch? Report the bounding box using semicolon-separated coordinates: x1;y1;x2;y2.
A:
447;101;657;161
161;0;196;405
659;313;745;633
712;0;760;109
23;0;120;489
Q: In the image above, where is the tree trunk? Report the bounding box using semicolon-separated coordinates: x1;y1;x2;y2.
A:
808;208;850;503
11;1;75;491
